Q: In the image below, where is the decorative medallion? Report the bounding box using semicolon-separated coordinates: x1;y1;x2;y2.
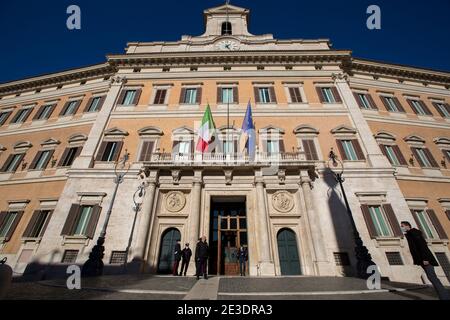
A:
272;191;294;213
165;191;186;213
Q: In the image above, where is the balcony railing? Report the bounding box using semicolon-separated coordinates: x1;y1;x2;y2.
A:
143;151;309;166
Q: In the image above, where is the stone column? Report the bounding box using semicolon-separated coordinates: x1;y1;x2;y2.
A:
72;75;127;169
188;171;202;275
131;171;158;271
300;171;334;276
333;73;391;168
255;176;275;275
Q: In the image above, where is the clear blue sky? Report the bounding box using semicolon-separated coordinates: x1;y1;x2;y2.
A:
0;0;449;83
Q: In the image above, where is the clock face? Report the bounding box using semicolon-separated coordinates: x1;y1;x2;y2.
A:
216;40;239;51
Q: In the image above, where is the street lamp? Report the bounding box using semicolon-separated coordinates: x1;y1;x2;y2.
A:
327;149;376;279
123;173;147;272
82;152;131;277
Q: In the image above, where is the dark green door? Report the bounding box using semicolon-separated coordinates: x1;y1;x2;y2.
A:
277;229;301;275
157;228;180;274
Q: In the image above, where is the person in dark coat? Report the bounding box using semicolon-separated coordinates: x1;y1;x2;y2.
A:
172;240;182;276
179;243;192;276
195;236;209;280
401;221;449;300
237;246;248;276
194;238;201;277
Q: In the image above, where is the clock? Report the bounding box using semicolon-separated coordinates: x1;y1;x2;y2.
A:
216;40;239;51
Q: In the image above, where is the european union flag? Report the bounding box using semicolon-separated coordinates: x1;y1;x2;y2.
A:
240;101;256;161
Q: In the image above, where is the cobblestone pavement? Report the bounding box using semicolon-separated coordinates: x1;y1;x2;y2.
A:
3;275;448;300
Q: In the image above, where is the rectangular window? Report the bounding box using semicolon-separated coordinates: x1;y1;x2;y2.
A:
87;97;102;112
178;141;191;154
258;88;271;103
101;142;119;162
302;139;318;160
435;253;450;282
184;88;197;104
368;205;392;237
2;154;24;173
221;88;234;104
410;100;427;115
0;212;18;237
384;97;399;112
0;111;11;125
386;252;404;265
63;101;79;116
333;252;350;266
289;87;302;103
413;209;436;239
61;250;79;263
321;88;336;103
341;140;358;161
223;140;234;154
37;104;54;120
434;102;450;118
123;90;136;106
139;141;155;162
73;206;93;236
153;89;167;105
25;210;51;238
415;148;432;167
267;140;280;154
357;93;371;109
384;145;401;166
110;251;127;265
33;150;52;170
60;147;80;167
12;109;31;123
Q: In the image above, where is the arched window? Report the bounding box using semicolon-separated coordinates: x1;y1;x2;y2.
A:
221;21;232;35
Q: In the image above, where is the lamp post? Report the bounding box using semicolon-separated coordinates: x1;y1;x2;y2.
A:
327;149;376;279
123;174;147;273
82;152;130;277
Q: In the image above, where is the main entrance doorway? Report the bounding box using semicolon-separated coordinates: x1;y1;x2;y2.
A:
157;228;181;274
277;228;301;275
209;197;247;275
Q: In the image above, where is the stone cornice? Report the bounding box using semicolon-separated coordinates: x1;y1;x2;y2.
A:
347;58;450;87
0;63;115;96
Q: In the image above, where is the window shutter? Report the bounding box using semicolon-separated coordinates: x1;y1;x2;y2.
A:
443;149;450;162
172;141;180;154
423;148;438;168
22;109;32;122
23;210;41;238
57;148;70;167
392;97;405;112
411;147;425;167
316;87;325;103
85;205;102;239
361;205;377;239
366;94;378;110
38;210;53;237
132;89;142;105
331;87;342;103
382;204;403;238
261;139;267;152
233;87;239;104
117;90;127;105
217;87;222;104
75;146;82;158
1;154;14;172
46;104;56;119
353;92;364;108
179;88;186;104
32;105;45;120
83;97;94;112
29;151;42;170
139;141;154;162
302;140;318;160
392;145;407;165
380;96;392;111
59;101;71;116
0;211;8;231
254;87;260;103
445;210;450;221
432;102;446;117
97;96;106;111
4;211;23;242
279;139;285;153
269;87;277;103
61;204;80;236
195;87;202;104
352;139;365;160
379;144;388;159
233;140;238;154
0;111;12;125
190;140;194;154
95;142;108;161
336;140;347;160
410;209;421;230
427;209;448;240
407;99;419;114
419;100;432;116
112;141;124;162
41;149;54;170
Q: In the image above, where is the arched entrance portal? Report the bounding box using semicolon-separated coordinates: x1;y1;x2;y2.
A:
277;228;301;275
157;228;181;274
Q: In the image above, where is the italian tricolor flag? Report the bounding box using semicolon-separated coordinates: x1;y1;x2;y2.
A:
196;104;217;153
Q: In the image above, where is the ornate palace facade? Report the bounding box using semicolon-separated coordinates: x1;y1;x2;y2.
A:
0;4;449;283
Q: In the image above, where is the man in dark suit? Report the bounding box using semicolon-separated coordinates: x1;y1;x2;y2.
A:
172;240;182;276
401;221;449;300
195;236;209;280
179;243;192;276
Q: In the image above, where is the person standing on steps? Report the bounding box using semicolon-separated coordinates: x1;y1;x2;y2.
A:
172;239;182;276
179;243;192;276
195;236;209;280
237;246;248;276
401;221;450;300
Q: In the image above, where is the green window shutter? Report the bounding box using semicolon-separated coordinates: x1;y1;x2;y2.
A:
427;209;448;240
4;211;23;242
336;140;347;160
361;205;377;239
382;204;403;238
22;210;41;238
61;204;80;236
85;205;102;239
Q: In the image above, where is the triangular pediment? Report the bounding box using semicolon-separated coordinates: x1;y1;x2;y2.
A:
104;127;129;136
172;126;194;135
330;125;357;134
14;141;32;149
205;4;249;15
68;134;88;143
373;131;396;141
